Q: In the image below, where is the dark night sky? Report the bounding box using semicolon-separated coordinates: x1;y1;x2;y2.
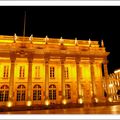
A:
0;6;119;74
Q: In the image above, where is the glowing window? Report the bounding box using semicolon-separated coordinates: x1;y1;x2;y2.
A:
19;66;25;78
35;66;40;78
50;67;55;79
64;67;69;79
33;84;41;101
49;84;56;100
0;85;9;102
65;84;71;99
16;85;25;101
3;66;9;78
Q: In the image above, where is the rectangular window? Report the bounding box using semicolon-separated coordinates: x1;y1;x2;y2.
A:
17;91;21;101
49;90;52;100
35;66;40;78
3;66;9;78
50;67;55;79
19;66;25;78
64;67;69;79
65;89;71;99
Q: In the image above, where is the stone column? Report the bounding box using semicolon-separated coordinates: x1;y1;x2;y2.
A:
103;58;109;101
9;57;16;103
27;57;33;102
61;58;65;102
45;58;49;102
76;58;81;100
90;58;95;102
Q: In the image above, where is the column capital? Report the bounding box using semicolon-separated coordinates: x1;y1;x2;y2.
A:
27;52;33;63
103;58;108;64
44;57;49;64
89;57;95;64
10;52;16;62
60;57;65;64
10;57;16;63
28;57;33;63
75;57;81;64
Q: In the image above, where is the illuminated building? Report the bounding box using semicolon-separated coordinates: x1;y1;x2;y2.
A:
0;34;109;107
103;69;120;102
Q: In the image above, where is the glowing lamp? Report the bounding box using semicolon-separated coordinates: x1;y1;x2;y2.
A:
27;101;32;107
78;98;83;104
62;99;67;105
45;99;50;106
95;97;98;103
108;97;113;102
7;101;13;108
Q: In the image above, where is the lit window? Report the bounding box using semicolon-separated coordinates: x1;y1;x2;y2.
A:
49;85;56;100
64;67;69;79
19;66;25;78
3;66;9;78
33;85;41;101
65;84;71;99
35;66;40;78
0;85;9;102
50;67;55;79
16;85;25;101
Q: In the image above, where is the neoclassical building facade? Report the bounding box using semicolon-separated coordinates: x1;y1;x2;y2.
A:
0;35;109;107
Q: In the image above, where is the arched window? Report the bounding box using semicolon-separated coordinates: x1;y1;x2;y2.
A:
16;85;26;101
49;84;56;100
0;85;9;102
33;84;41;101
65;84;71;99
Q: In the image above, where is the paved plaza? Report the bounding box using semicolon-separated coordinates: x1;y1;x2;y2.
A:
1;105;120;114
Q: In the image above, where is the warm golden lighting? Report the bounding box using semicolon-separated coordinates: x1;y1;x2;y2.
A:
75;37;78;46
0;35;109;107
78;98;83;104
95;97;98;103
108;97;113;102
101;39;104;47
26;101;32;107
7;101;13;108
14;33;17;42
114;69;120;73
45;99;50;106
88;38;91;47
45;35;49;44
109;83;113;88
60;37;64;45
62;99;67;105
29;34;33;43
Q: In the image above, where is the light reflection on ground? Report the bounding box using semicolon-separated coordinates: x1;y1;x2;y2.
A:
1;105;120;114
